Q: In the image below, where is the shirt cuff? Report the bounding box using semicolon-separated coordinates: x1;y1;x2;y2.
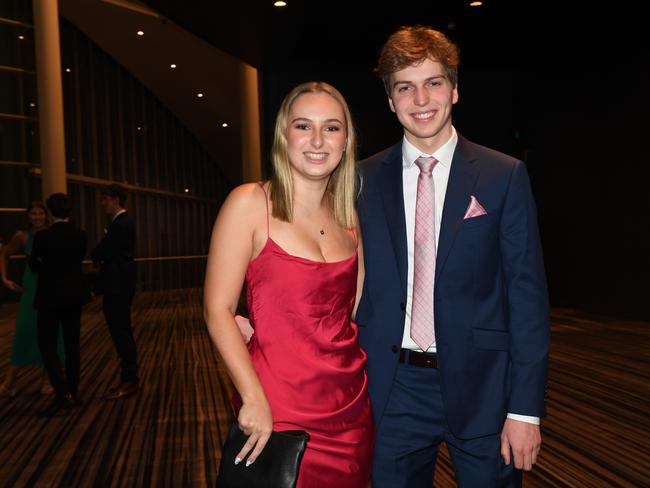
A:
507;413;540;425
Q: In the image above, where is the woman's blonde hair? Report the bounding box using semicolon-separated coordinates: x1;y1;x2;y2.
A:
269;81;357;229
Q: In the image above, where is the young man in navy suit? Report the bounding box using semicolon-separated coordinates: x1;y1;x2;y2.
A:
355;26;550;486
91;184;139;400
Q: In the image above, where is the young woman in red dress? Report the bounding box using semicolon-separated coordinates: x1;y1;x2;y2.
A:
204;81;372;487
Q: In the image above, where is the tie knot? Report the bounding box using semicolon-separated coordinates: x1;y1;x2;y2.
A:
415;156;438;175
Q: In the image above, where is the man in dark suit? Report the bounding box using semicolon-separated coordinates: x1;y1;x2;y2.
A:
30;193;87;416
355;26;550;487
91;184;138;400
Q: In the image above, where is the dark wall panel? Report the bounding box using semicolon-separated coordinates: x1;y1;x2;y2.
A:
1;10;230;297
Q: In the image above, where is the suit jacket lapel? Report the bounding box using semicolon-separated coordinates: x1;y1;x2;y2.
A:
436;135;480;279
379;143;408;295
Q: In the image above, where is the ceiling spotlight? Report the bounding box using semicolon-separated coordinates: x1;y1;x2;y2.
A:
18;35;25;40
137;126;142;131
65;68;71;72
197;93;204;98
469;1;482;6
184;187;190;193
274;1;287;6
170;63;177;69
29;102;36;107
137;30;144;36
221;123;228;128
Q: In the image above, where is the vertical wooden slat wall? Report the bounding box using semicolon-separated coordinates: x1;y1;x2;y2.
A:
55;18;232;292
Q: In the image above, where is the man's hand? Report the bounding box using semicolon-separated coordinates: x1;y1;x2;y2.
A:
500;418;541;470
235;315;254;344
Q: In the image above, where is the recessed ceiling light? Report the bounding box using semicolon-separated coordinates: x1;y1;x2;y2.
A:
170;63;177;69
221;123;228;128
137;30;144;36
65;68;71;72
29;102;36;107
184;187;190;193
18;35;25;40
137;126;142;131
469;1;482;6
197;93;204;98
274;1;287;6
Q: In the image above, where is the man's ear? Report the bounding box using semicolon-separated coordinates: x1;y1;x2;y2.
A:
452;84;459;105
388;96;396;113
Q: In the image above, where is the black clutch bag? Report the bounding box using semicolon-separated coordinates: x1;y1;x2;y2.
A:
216;422;310;488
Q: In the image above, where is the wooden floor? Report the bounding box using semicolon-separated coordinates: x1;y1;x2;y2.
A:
0;290;648;487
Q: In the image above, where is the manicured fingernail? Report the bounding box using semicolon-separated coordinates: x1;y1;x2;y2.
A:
234;457;241;465
246;459;254;467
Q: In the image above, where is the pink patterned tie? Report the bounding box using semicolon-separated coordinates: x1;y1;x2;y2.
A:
411;156;438;351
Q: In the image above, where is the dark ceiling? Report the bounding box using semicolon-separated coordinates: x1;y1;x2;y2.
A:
140;0;605;72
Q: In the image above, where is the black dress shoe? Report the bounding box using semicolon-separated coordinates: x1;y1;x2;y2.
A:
103;382;139;400
38;394;81;417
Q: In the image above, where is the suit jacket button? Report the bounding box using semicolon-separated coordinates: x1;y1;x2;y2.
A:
399;302;406;311
391;345;398;353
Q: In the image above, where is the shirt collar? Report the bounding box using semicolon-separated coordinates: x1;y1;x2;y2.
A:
111;209;127;223
402;126;458;169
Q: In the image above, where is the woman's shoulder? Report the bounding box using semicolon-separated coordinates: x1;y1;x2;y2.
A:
219;182;268;219
2;230;28;255
226;182;267;205
13;229;29;245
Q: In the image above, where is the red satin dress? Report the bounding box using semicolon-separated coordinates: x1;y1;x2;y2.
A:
239;195;373;487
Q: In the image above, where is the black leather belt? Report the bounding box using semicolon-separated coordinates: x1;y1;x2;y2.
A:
399;348;438;368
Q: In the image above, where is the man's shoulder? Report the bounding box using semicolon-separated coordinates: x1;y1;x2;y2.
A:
32;227;48;244
37;224;61;239
114;211;133;222
359;142;401;173
111;212;135;231
458;135;521;170
51;222;84;241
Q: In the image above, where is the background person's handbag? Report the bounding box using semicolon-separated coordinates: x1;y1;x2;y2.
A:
216;422;309;488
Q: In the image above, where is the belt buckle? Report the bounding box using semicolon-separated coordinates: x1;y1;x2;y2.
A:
413;350;436;368
422;354;435;368
399;348;437;368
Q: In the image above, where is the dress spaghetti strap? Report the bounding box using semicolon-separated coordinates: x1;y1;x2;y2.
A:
258;182;270;240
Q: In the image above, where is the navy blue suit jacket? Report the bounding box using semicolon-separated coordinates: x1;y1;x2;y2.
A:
91;212;136;296
356;135;550;439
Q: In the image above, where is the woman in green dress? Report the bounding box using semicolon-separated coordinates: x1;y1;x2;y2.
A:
0;201;63;396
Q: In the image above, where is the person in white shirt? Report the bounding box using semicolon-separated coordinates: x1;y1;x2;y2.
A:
355;25;550;487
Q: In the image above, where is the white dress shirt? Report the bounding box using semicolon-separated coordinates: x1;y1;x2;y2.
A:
400;130;455;353
399;128;539;425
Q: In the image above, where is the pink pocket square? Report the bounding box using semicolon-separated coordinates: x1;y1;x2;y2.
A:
464;195;487;219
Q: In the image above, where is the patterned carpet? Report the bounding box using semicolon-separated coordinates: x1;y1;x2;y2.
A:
0;290;233;487
0;290;648;487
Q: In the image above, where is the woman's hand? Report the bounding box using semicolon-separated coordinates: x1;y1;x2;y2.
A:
2;278;22;293
235;397;273;466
